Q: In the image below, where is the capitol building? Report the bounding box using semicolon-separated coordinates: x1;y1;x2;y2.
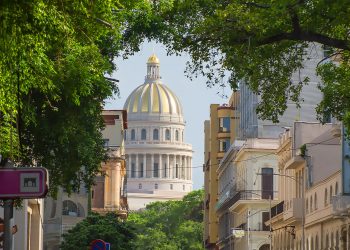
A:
123;54;193;210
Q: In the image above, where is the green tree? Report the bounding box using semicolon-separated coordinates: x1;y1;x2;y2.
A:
60;212;136;250
124;0;350;130
127;189;204;250
0;0;150;193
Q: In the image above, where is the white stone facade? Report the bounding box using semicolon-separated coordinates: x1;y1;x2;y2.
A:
124;54;193;210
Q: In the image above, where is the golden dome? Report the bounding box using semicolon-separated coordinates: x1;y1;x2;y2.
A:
123;82;183;116
147;53;160;64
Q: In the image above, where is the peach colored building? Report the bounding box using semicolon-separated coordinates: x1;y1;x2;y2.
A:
43;110;128;250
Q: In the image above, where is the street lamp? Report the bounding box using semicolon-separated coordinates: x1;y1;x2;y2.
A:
257;172;305;250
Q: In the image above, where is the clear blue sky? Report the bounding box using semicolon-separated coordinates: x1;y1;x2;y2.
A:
105;42;231;190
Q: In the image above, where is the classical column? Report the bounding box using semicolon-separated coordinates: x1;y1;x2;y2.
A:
187;156;190;180
110;164;116;207
159;154;163;178
128;155;132;178
136;154;139;178
189;157;192;180
151;154;154;178
166;154;170;179
179;155;183;179
173;155;177;178
143;154;147;178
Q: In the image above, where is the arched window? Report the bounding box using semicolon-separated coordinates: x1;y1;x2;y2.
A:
131;129;136;141
139;183;142;189
314;193;317;210
141;129;147;140
153;129;159;140
175;130;179;141
335;182;339;195
62;200;78;216
325;188;328;206
165;129;171;140
155;183;158;189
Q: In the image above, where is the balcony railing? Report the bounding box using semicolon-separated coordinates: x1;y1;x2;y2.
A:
217;190;278;212
271;201;284;218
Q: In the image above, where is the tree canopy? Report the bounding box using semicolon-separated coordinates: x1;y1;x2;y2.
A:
60;212;136;250
127;189;204;250
0;0;150;194
124;0;350;129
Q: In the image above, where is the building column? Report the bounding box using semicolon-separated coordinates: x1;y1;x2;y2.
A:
166;154;170;179
159;154;163;178
179;155;183;179
185;156;189;180
189;157;192;180
174;155;177;178
128;155;132;178
136;154;139;178
151;154;154;178
143;154;147;178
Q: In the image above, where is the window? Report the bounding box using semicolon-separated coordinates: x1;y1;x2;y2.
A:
140;163;144;178
175;130;179;141
261;168;274;199
325;188;328;206
131;129;136;140
154;163;159;178
314;193;318;210
170;184;173;190
219;139;230;152
141;129;147;140
139;183;142;189
116;115;120;119
103;139;109;147
165;129;171;140
131;163;136;178
164;163;167;178
182;131;184;142
183;185;185;191
124;131;127;141
219;117;230;132
335;182;338;195
153;129;159;140
330;185;333;203
155;183;158;189
306;198;309;213
310;196;313;212
62;200;78;217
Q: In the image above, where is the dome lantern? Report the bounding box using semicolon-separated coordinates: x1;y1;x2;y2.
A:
146;54;161;81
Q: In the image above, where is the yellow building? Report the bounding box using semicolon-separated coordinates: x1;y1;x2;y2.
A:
204;97;236;249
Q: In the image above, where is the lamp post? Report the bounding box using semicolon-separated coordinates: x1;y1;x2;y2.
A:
257;172;305;250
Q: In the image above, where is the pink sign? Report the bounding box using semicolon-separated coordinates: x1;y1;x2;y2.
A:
0;168;48;198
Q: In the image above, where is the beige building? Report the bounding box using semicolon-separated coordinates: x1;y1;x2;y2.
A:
229;138;279;250
0;199;44;250
270;122;350;250
43;110;128;250
204;100;236;249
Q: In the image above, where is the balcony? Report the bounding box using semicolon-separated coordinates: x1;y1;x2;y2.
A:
332;195;350;216
283;198;303;221
271;201;284;218
228;190;278;211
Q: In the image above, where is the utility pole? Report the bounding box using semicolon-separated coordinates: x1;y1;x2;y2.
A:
3;200;13;250
269;195;272;250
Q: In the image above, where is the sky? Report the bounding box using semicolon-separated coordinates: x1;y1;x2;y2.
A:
105;42;231;190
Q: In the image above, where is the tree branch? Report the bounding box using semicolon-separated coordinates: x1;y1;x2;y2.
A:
258;31;350;50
